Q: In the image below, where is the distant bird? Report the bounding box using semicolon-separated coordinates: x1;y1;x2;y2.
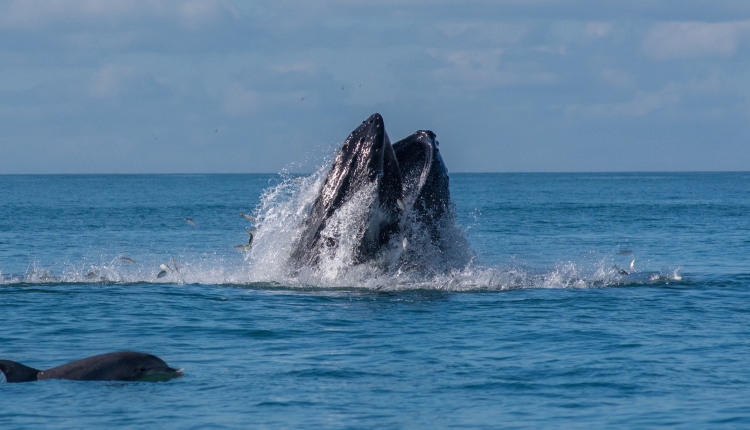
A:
301;97;305;101
402;237;408;252
184;217;196;227
397;199;406;211
341;85;344;90
215;129;218;133
120;257;136;264
240;212;256;222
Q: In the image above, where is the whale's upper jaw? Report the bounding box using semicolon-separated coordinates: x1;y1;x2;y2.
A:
338;112;389;184
289;113;404;268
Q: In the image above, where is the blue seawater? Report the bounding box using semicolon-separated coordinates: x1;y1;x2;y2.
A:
1;172;749;428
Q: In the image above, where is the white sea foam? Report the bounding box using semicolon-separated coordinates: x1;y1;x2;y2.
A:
0;247;682;292
0;255;679;291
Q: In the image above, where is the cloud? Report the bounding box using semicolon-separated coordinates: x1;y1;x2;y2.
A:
177;0;239;30
427;48;555;91
438;21;530;45
0;0;151;29
567;83;681;117
585;21;613;38
221;81;309;117
643;20;750;60
0;0;238;33
222;83;262;116
3;0;750;173
89;63;136;99
600;68;634;89
271;61;319;75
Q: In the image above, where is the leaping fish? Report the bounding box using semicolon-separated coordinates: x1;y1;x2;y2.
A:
120;257;136;264
240;212;256;222
184;217;196;227
613;264;629;275
234;233;254;252
671;269;682;281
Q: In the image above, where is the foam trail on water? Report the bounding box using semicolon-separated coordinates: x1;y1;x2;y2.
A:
0;254;683;290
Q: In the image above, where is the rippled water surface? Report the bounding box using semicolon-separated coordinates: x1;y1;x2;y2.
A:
1;172;749;428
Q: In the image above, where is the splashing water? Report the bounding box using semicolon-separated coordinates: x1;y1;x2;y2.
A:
236;150;481;289
0;165;686;291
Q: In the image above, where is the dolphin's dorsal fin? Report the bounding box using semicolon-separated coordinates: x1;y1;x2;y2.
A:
0;360;41;383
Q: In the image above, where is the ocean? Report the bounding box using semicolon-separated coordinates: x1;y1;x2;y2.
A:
1;171;749;428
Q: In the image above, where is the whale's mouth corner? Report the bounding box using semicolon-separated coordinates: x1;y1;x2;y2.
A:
138;367;183;382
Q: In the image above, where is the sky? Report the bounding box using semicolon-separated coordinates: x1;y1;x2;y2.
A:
1;0;749;173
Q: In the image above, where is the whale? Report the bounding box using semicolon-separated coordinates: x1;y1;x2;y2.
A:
290;113;403;268
392;129;452;251
289;113;457;270
0;351;182;383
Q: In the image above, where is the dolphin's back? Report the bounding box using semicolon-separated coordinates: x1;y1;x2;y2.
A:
37;352;169;381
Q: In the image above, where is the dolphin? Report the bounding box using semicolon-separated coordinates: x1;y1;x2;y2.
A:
0;352;182;383
290;113;403;267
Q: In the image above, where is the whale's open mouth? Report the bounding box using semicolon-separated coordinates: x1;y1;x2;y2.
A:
286;113;473;276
